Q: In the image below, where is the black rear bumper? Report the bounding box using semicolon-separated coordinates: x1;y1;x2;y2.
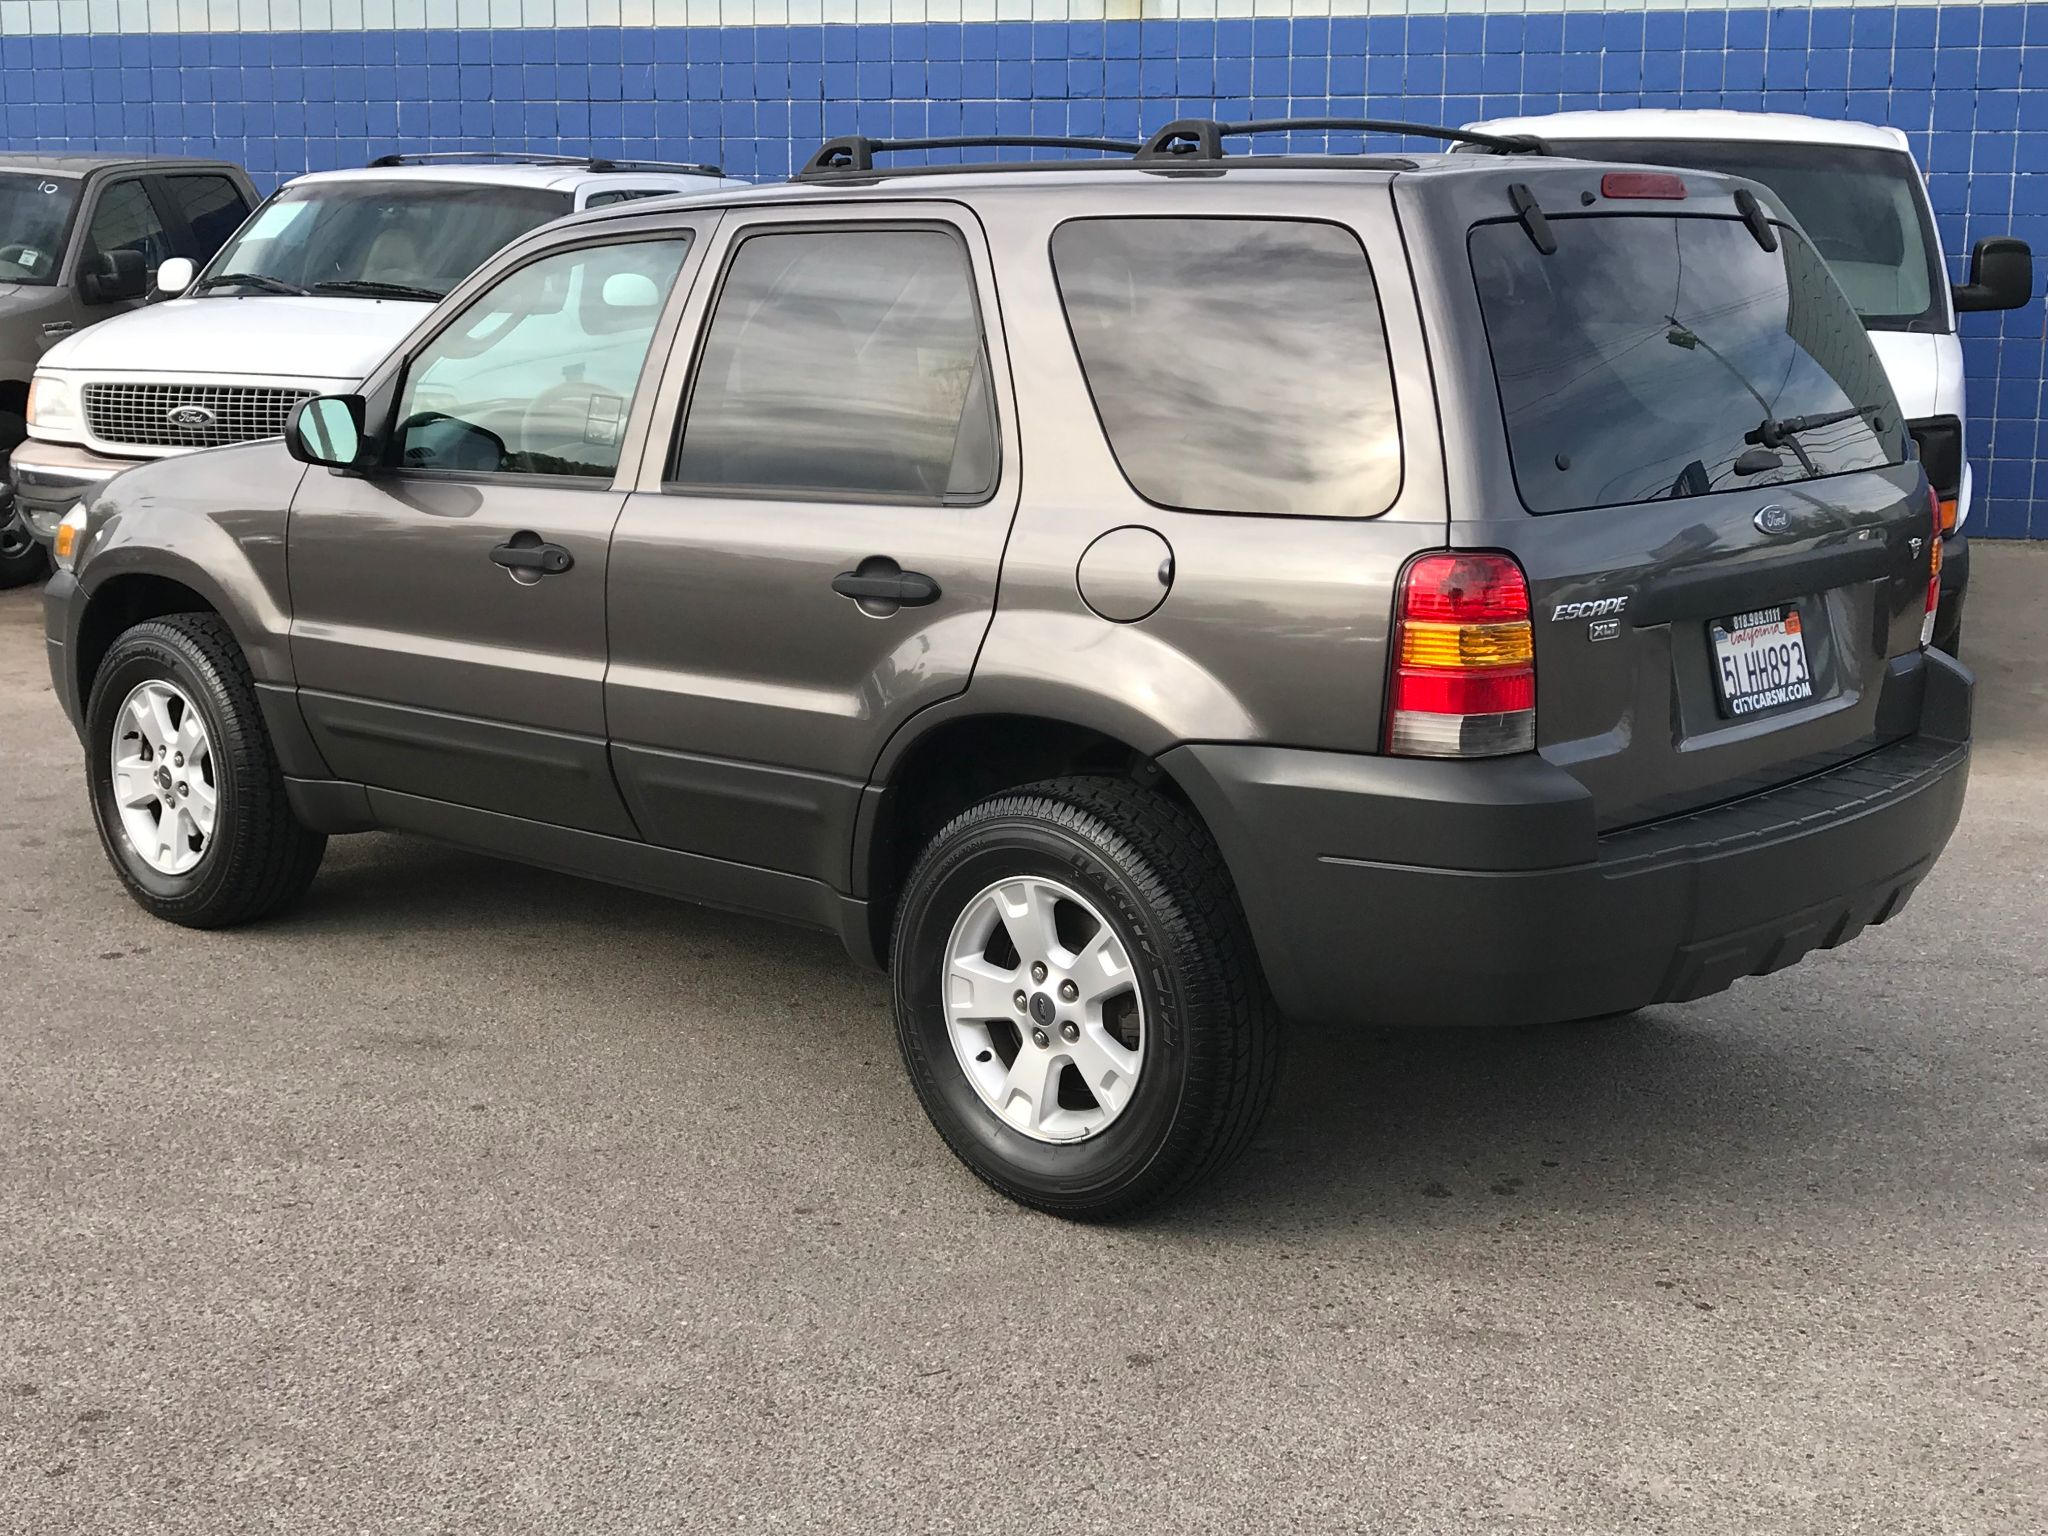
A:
1163;650;1973;1029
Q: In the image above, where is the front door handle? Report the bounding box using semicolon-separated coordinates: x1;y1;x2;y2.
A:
831;559;940;611
490;537;573;576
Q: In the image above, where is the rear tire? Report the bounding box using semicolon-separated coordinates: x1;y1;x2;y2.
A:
891;775;1279;1219
85;613;325;927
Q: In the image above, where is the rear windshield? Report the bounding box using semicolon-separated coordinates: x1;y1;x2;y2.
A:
1051;217;1401;518
1470;214;1906;515
1548;140;1943;331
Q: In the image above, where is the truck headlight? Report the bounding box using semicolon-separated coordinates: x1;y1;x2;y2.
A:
26;375;81;439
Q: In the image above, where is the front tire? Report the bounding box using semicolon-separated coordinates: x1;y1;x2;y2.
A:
891;776;1278;1218
0;500;47;590
85;613;325;927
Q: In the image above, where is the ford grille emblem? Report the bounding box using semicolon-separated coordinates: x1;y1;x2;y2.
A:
166;404;216;429
1753;504;1791;535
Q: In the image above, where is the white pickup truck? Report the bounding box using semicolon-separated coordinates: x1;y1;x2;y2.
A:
1466;109;2035;655
11;153;744;545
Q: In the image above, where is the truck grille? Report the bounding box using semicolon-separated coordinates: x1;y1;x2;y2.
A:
82;382;314;451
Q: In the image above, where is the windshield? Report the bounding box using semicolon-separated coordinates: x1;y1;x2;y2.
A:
0;173;81;286
196;180;570;302
1548;140;1944;331
1470;213;1906;514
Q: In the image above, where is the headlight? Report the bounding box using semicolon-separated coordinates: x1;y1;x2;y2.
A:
25;375;81;438
53;504;89;572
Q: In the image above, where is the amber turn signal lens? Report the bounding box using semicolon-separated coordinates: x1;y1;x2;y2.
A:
1399;619;1535;669
52;522;78;561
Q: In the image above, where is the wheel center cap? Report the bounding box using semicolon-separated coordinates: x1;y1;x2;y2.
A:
154;765;173;795
1028;991;1057;1027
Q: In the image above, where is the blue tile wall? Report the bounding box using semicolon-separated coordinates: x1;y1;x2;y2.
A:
1;4;2046;536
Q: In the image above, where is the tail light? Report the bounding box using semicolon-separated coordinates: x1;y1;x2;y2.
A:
1908;416;1962;535
1386;552;1535;757
1921;481;1942;648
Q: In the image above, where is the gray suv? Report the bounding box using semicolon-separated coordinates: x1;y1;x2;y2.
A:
1;152;256;587
41;122;1973;1216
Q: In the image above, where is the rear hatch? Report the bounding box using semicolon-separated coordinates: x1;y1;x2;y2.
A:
1401;163;1935;829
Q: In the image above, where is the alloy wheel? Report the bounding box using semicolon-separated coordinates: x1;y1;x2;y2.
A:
941;875;1146;1143
110;679;218;876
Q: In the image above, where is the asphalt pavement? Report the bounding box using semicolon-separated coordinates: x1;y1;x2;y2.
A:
3;547;2044;1533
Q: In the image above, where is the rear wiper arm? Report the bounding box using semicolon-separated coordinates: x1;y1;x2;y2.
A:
1744;404;1880;451
314;278;446;301
195;272;307;296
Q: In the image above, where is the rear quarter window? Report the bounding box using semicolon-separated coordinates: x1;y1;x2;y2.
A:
1050;217;1402;518
1469;213;1905;515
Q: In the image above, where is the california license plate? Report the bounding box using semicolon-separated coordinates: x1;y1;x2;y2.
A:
1709;605;1813;718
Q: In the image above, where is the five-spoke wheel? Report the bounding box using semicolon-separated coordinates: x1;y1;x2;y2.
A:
893;776;1278;1218
86;613;325;927
944;875;1145;1143
109;679;218;876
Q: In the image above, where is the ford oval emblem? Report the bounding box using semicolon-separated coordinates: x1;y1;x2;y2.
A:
166;404;216;429
1753;504;1791;534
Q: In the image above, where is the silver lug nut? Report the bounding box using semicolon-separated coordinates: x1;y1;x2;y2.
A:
1030;961;1048;984
1059;980;1079;1003
1060;1021;1079;1042
175;782;188;797
1031;1027;1050;1049
172;752;184;768
1013;990;1028;1012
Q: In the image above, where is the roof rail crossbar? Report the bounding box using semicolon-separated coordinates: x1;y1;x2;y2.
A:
366;151;725;176
799;134;1144;178
1136;118;1551;160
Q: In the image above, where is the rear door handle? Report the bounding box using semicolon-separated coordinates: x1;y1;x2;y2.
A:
490;538;574;575
832;561;940;609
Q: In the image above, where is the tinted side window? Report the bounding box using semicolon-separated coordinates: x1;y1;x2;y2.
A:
164;174;252;258
394;237;690;479
1051;218;1402;519
87;179;173;269
673;228;997;501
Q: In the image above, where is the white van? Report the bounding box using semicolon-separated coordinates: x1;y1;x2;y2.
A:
11;153;745;543
1465;109;2034;654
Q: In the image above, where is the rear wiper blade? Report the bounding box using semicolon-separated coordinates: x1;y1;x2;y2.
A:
313;278;445;301
195;272;307;296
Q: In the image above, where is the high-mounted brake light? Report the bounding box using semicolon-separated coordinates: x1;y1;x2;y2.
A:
1600;171;1687;200
1386;552;1536;758
1922;482;1943;648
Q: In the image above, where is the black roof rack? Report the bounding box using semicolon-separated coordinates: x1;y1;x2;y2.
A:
366;151;725;176
1136;118;1551;160
798;134;1143;179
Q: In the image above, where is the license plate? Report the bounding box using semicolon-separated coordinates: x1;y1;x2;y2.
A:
1709;605;1813;718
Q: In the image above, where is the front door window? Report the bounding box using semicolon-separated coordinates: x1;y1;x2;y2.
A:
393;237;691;479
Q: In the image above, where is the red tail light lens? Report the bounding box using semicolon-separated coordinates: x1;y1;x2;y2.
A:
1386;552;1536;758
1922;482;1942;647
1601;171;1688;200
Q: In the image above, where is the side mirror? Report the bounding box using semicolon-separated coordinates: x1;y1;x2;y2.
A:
286;395;367;470
154;255;196;297
1953;237;2034;313
80;248;147;304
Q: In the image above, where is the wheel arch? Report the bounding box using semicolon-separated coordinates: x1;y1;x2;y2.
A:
72;570;230;714
852;706;1210;968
